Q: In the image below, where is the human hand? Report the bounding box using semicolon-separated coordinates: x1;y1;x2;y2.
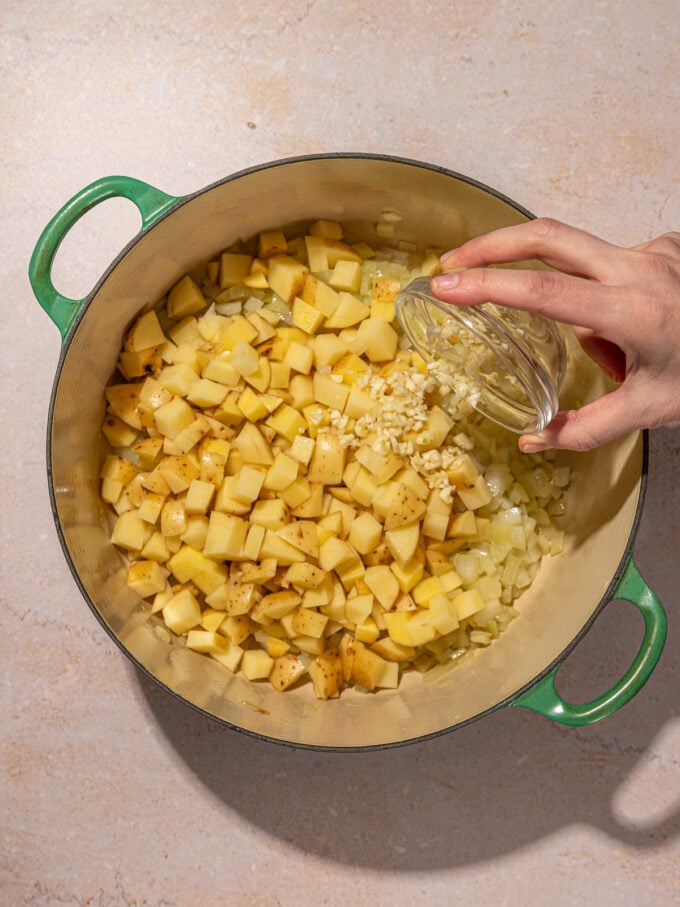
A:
430;219;680;452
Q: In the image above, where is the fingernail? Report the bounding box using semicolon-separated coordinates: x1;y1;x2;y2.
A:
431;273;460;292
439;249;460;267
520;436;548;453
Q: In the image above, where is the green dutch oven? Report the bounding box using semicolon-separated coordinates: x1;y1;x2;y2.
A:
30;154;667;749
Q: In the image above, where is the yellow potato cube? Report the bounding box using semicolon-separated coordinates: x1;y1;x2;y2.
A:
344;593;374;627
269;362;291;389
186;630;230;654
223;581;258;616
162;587;202;635
309;650;343;699
219;252;253;288
363;565;400;610
285;562;327;590
258;529;307;564
127;560;168;598
389;557;425;593
203;512;248;559
312;372;350;411
243;357;271;393
100;454;137;486
355;617;380;645
355;317;399;362
249;498;288;530
267;255;309;303
233;422;273;465
452;588;485;620
385;522;421;567
318;536;356;571
240;649;274;681
101;478;123;504
101;414;138;448
186;378;229;408
158;456;199;494
141;532;172;563
370;637;415;662
230;340;259;377
269;653;307;691
218;314;259;350
304;235;329;272
290;482;324;519
111;510;151;551
306;432;346;485
137;491;165;524
258;229;287;259
125;309;166;352
384;609;437;647
329;259;362;293
323;293;370;329
167;275;206;320
263;452;299;492
265;405;307;444
266;636;291;658
184;479;215;514
154;397;194;439
291;297;325;335
131;436;164;470
350;643;388;691
211;644;245;673
278;520;319;558
288;435;315;466
457;475;494;510
257;590;302;620
283;341;314;375
237;386;269;422
181;516;211;554
292;606;328;639
348;512;383;555
229;465;265;503
278;476;312;509
429;594;460;635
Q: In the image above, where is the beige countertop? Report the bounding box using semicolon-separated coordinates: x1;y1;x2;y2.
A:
2;2;678;904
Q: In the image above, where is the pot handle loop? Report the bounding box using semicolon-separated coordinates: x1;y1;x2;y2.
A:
512;556;666;725
29;176;179;341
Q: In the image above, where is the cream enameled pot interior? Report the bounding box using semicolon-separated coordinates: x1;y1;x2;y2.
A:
48;156;643;748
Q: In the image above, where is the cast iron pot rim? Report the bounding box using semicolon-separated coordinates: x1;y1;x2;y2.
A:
45;151;650;751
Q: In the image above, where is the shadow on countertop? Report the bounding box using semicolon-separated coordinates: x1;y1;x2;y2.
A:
137;430;679;871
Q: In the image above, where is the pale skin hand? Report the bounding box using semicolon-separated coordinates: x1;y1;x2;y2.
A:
430;218;680;452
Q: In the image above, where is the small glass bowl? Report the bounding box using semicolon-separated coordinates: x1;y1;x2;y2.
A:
395;276;567;434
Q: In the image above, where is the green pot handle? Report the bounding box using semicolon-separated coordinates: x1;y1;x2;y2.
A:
513;556;666;725
29;176;180;341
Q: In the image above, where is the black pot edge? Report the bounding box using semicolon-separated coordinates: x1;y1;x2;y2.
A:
44;152;648;752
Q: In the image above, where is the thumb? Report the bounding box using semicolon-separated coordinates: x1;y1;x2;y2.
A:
519;387;642;452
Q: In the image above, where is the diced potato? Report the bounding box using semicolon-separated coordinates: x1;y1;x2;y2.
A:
267;256;309;303
348;511;383;555
350;643;388;691
167;275;206;320
309;650;343;699
269;653;306;691
219;253;253;289
127;560;168;598
355;317;399;362
240;649;274;681
162;587;202;635
323;293;370;329
111;511;151;551
307;433;346;485
363;565;400;610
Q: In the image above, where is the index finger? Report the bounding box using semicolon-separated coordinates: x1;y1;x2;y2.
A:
440;218;624;282
430;266;627;337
